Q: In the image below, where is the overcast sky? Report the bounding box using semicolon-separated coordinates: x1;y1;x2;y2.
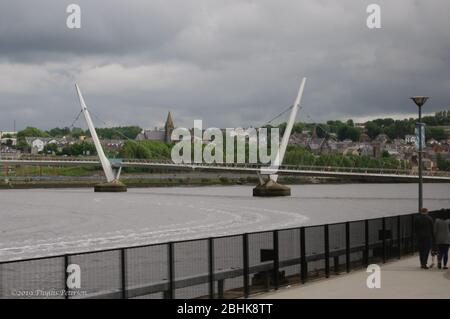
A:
0;0;449;131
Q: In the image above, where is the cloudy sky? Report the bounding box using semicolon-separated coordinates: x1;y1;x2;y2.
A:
0;0;449;131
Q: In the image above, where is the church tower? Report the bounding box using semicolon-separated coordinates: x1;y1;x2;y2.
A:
165;111;174;143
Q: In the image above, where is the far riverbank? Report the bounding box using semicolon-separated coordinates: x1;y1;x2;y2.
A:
0;171;435;189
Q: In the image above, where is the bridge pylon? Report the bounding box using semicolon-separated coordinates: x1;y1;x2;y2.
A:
254;77;306;197
75;84;127;192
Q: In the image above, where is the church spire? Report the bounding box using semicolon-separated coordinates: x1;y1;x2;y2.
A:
165;111;174;130
165;111;174;143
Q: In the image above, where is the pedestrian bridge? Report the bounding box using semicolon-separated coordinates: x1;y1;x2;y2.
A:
1;156;450;182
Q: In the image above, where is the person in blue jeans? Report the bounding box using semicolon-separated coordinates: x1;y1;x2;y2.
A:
434;218;450;269
414;208;434;269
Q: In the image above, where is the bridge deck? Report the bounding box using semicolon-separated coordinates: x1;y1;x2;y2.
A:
254;255;450;299
1;158;450;181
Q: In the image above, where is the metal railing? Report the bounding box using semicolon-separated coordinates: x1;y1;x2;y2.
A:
1;155;450;178
1;209;448;299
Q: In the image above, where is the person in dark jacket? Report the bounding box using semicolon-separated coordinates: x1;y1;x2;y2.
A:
414;208;434;269
434;218;450;269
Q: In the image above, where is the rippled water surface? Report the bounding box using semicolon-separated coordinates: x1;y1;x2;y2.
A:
0;183;449;260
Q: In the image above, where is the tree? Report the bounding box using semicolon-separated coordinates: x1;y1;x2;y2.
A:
437;153;450;171
71;127;85;138
17;127;49;138
337;125;361;141
61;142;96;156
93;126;143;139
426;127;448;141
48;127;71;137
43;143;58;154
365;121;381;139
119;140;171;160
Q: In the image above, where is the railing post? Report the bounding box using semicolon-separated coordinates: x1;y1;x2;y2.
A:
243;233;249;298
167;242;175;299
410;214;415;254
364;220;369;267
208;237;214;299
121;248;127;299
324;225;330;278
345;222;350;273
397;215;401;259
64;254;69;300
333;256;340;274
217;279;225;298
273;230;279;290
382;218;386;263
300;227;307;283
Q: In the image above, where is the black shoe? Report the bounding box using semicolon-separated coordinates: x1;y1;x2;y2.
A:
443;266;448;270
421;265;429;269
438;263;442;269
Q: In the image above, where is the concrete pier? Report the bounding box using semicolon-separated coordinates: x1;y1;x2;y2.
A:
253;180;291;197
94;180;127;192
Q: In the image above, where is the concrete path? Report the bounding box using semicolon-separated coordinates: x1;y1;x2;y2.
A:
255;255;450;299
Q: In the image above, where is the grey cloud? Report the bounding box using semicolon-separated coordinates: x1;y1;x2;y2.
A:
0;0;449;131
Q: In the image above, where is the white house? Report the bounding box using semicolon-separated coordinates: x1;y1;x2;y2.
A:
25;137;46;153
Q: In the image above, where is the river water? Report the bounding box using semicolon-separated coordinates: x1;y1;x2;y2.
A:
0;183;449;261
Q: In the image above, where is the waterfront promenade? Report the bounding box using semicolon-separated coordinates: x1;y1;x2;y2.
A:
255;255;450;299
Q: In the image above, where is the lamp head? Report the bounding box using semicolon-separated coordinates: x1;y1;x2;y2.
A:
410;96;429;107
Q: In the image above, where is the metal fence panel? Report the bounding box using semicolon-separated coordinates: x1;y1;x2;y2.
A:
278;228;301;287
247;231;274;295
69;250;121;298
304;225;325;279
174;240;209;299
126;244;168;299
213;235;244;299
0;257;65;299
329;223;347;273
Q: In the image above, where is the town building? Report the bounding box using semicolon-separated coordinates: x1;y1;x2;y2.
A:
25;137;76;154
136;112;174;143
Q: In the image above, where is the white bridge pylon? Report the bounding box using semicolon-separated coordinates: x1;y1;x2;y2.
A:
75;84;120;183
260;77;307;183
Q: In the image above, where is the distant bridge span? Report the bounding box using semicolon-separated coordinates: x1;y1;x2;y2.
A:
1;157;450;182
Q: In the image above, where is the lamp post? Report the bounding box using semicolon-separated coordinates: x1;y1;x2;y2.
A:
410;96;429;213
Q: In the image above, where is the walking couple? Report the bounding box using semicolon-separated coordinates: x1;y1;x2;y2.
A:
415;208;450;269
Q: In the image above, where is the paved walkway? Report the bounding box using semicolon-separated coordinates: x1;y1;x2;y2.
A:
255;255;450;299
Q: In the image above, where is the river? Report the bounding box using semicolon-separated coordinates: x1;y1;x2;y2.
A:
0;183;449;261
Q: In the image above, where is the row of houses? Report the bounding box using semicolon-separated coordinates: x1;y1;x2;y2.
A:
24;137;126;154
288;132;450;170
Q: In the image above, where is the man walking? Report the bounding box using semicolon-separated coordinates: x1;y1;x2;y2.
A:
434;218;450;269
414;208;434;269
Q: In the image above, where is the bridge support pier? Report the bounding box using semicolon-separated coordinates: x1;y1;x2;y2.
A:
253;180;290;197
94;180;127;192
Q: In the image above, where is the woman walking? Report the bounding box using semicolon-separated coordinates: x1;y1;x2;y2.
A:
434;218;450;269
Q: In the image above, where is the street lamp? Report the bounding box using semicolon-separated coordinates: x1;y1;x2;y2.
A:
410;96;429;213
